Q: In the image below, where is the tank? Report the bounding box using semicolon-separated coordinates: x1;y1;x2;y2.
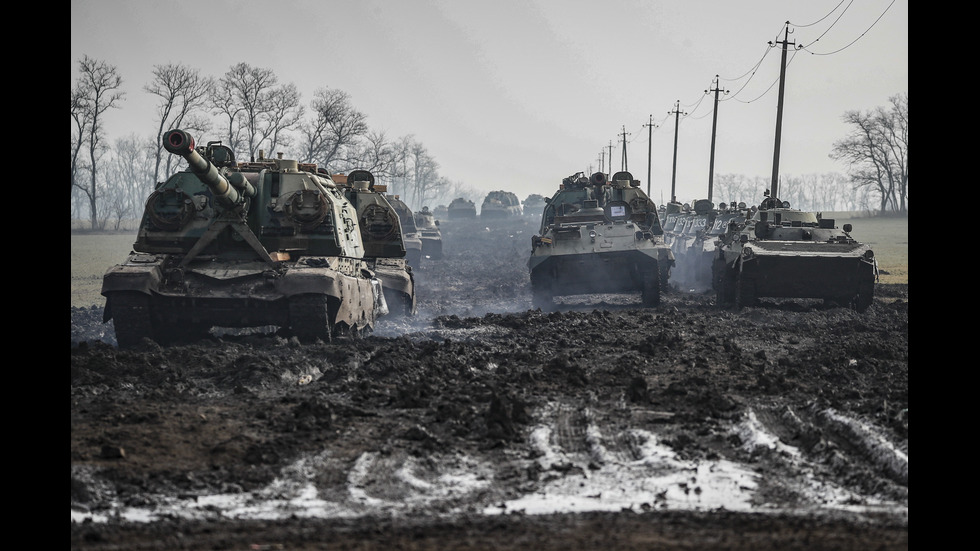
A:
481;190;522;218
522;194;547;218
414;206;444;259
334;170;417;316
447;197;477;219
385;196;423;268
101;130;386;347
528;171;675;309
712;194;877;311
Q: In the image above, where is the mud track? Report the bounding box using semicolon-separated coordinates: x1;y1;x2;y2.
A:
71;217;908;550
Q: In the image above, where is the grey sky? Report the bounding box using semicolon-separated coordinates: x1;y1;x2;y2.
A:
71;0;907;204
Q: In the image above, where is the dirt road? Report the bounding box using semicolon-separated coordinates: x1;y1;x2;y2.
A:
71;217;908;550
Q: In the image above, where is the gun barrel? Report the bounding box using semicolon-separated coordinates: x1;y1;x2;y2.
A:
164;129;244;208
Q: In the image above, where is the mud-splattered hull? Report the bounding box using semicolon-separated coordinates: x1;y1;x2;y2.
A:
102;253;383;346
737;242;877;303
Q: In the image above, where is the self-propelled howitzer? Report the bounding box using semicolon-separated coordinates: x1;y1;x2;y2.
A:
101;130;386;347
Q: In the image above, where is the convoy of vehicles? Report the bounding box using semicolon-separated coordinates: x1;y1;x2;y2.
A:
100;136;880;348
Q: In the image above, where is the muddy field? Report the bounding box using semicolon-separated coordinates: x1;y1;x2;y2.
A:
71;216;908;550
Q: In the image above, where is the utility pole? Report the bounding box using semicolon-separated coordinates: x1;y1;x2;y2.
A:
668;101;686;204
706;76;728;203
643;115;657;197
598;151;605;175
769;22;794;200
607;141;614;177
620;126;630;171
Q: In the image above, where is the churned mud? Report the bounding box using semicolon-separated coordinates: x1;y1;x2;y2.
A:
71;217;908;550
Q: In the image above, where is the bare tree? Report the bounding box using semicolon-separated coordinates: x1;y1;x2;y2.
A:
210;63;303;160
408;142;440;210
298;88;368;169
831;93;909;213
105;134;156;225
388;135;416;198
714;173;760;207
71;88;88;197
339;130;406;186
145;63;214;189
72;55;125;229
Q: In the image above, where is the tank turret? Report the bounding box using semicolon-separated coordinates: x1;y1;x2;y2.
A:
481;190;522;218
386;196;423;268
101;130;385;347
335;169;417;316
163;129;255;210
448;197;477;219
414;206;444;260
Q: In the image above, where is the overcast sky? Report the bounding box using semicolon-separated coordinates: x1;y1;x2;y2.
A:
71;0;907;204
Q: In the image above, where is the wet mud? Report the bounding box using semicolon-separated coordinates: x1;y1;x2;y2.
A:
71;217;908;550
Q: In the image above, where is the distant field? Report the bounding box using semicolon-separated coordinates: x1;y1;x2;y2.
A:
70;215;908;308
829;213;908;285
71;232;137;308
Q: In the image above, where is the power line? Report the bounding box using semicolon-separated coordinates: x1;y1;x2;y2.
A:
791;0;852;28
798;0;897;55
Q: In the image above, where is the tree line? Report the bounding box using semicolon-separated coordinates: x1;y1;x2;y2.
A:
706;93;908;215
70;57;484;230
71;56;907;229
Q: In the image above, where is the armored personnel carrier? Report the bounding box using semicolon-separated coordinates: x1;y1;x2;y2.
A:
682;202;747;289
669;200;713;288
101;130;385;347
481;190;522;218
660;202;688;248
447;197;477;219
386;196;423;268
528;171;674;308
712;194;877;311
334;170;417;316
414;206;444;259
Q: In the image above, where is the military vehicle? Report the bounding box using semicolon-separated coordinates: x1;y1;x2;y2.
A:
481;190;522;218
528;171;674;308
660;202;688;248
433;204;449;220
712;194;877;311
522;194;547;215
682;202;747;289
670;199;721;290
334;170;417;316
386;196;423;268
414;206;444;259
448;197;477;219
669;200;711;288
101;130;385;347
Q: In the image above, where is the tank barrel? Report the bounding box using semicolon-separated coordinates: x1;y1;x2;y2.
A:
164;129;247;208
